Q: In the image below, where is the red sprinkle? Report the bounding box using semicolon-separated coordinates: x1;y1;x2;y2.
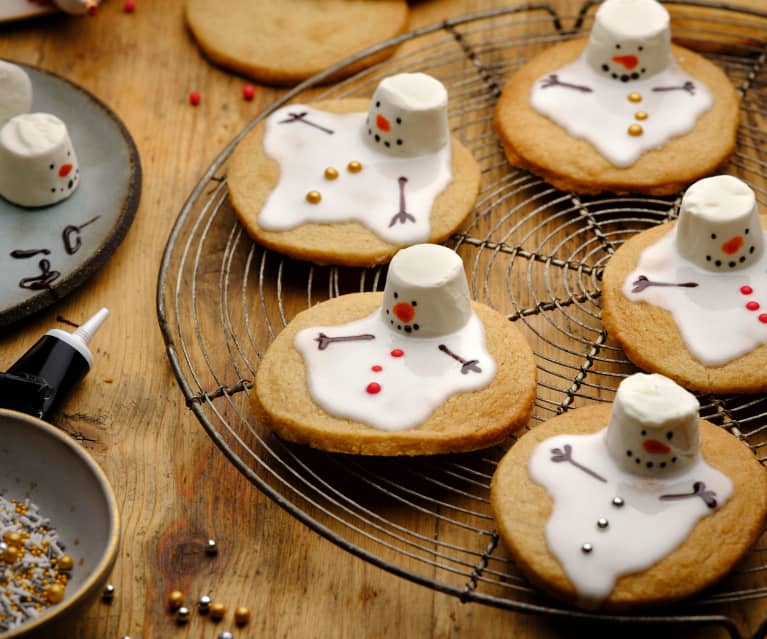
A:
123;0;135;11
741;285;754;295
390;349;404;358
366;382;381;394
760;314;767;324
87;4;98;15
242;84;255;101
189;91;201;106
747;301;760;311
371;365;382;372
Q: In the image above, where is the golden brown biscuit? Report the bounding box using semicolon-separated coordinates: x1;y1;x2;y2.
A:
494;40;739;195
228;98;481;267
601;222;767;394
185;0;409;86
254;293;537;456
490;405;767;611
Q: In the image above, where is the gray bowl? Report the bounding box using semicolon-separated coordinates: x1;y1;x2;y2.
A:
0;409;119;638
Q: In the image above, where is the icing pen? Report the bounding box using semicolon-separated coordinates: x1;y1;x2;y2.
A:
0;308;108;420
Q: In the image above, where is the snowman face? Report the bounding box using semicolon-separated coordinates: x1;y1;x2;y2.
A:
617;422;698;475
47;140;80;198
365;73;448;158
383;290;421;334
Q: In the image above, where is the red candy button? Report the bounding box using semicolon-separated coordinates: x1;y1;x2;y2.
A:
371;365;382;372
366;382;381;394
760;314;767;324
390;349;404;358
741;285;754;295
747;301;761;311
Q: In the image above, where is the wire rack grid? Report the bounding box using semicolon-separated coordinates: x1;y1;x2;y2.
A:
157;3;767;638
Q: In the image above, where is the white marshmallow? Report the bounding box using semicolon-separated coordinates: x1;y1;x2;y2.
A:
606;373;700;477
585;0;671;81
0;113;80;208
381;244;471;338
675;175;763;272
365;73;448;157
53;0;98;14
0;61;32;127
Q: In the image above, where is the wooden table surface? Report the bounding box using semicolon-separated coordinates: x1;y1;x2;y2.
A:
0;1;765;638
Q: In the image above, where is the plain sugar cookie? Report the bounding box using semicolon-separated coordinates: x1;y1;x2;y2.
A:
491;373;767;611
185;0;409;85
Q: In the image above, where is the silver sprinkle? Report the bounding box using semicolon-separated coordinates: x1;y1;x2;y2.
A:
581;543;593;554
218;632;234;639
176;606;190;624
597;518;609;529
102;584;115;601
198;595;212;613
612;497;624;508
206;539;218;555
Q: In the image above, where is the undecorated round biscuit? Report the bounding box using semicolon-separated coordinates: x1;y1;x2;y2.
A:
228;98;481;267
490;405;767;611
185;0;409;86
601;222;767;394
254;293;537;456
494;40;739;195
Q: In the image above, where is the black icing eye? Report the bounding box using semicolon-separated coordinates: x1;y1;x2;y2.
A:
745;228;750;235
376;101;380;107
413;324;419;331
638;46;643;51
393;292;398;299
411;301;417;306
640;430;647;436
396;117;401;125
396;139;402;145
615;43;621;49
49;164;54;170
602;64;609;72
711;233;717;240
666;432;673;441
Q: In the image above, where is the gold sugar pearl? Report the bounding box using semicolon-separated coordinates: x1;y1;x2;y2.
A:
46;583;66;604
57;554;74;571
209;601;227;620
324;167;339;180
3;532;23;547
168;590;185;611
234;606;251;625
305;190;322;204
347;160;362;173
628;92;642;103
628;124;644;137
634;111;648;121
2;545;20;564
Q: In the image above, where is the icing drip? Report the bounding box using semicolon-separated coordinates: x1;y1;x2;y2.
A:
529;427;732;608
622;227;767;365
294;309;495;431
259;105;452;244
531;55;712;167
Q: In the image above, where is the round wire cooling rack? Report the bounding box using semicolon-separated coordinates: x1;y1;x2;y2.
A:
157;3;767;638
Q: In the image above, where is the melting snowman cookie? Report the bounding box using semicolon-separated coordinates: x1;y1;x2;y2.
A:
254;243;536;455
491;373;767;611
228;73;480;266
494;0;738;194
602;175;767;393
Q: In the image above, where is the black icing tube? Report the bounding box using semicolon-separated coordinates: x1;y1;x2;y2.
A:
0;308;108;420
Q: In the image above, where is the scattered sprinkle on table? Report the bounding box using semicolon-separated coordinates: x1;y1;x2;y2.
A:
242;84;255;101
123;0;135;12
189;92;201;106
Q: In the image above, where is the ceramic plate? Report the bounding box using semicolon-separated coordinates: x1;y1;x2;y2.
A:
0;61;141;327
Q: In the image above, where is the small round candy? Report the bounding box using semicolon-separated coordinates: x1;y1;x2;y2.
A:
123;0;135;11
189;91;201;106
218;632;234;639
209;602;227;620
324;167;339;180
57;554;74;571
176;606;190;624
581;543;594;554
347;161;362;173
305;191;322;204
198;594;212;613
206;538;218;555
168;590;184;611
243;84;255;101
234;606;251;625
627;92;642;103
628;124;643;137
46;583;66;604
103;584;116;601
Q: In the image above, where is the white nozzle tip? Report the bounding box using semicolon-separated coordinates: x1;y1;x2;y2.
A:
74;307;109;344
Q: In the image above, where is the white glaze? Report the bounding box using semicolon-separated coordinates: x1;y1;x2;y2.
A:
0;61;32;127
381;244;471;338
0;113;80;207
585;0;671;79
675;175;763;271
622;223;767;366
366;73;448;157
295;309;495;431
606;373;699;477
529;426;732;608
259;103;452;244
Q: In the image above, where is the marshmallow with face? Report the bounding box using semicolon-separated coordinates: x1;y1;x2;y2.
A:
606;373;700;478
0;113;80;207
0;61;32;127
380;243;471;337
365;73;449;158
585;0;671;83
674;175;764;272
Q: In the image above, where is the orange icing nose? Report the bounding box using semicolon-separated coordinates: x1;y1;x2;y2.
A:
376;114;391;132
721;236;744;255
393;302;415;323
642;439;671;455
612;55;639;70
58;164;73;177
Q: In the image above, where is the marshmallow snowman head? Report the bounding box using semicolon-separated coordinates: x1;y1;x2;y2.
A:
674;175;763;272
585;0;671;82
0;113;80;208
365;73;449;158
0;61;32;127
606;373;700;478
381;244;471;338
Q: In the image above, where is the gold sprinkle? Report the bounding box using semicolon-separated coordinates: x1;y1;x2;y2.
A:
168;590;184;611
57;555;74;571
305;190;322;204
628;124;644;137
209;602;227;620
45;584;65;604
347;161;362;173
628;92;642;103
324;167;339;180
634;111;648;121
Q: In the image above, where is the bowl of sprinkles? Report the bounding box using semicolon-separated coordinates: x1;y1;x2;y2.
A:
0;409;119;637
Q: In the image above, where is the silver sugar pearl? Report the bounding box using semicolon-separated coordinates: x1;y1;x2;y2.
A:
218;632;235;639
612;497;624;508
176;606;190;624
597;518;609;529
0;542;7;553
102;584;115;601
581;543;593;554
198;595;212;613
206;538;218;555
